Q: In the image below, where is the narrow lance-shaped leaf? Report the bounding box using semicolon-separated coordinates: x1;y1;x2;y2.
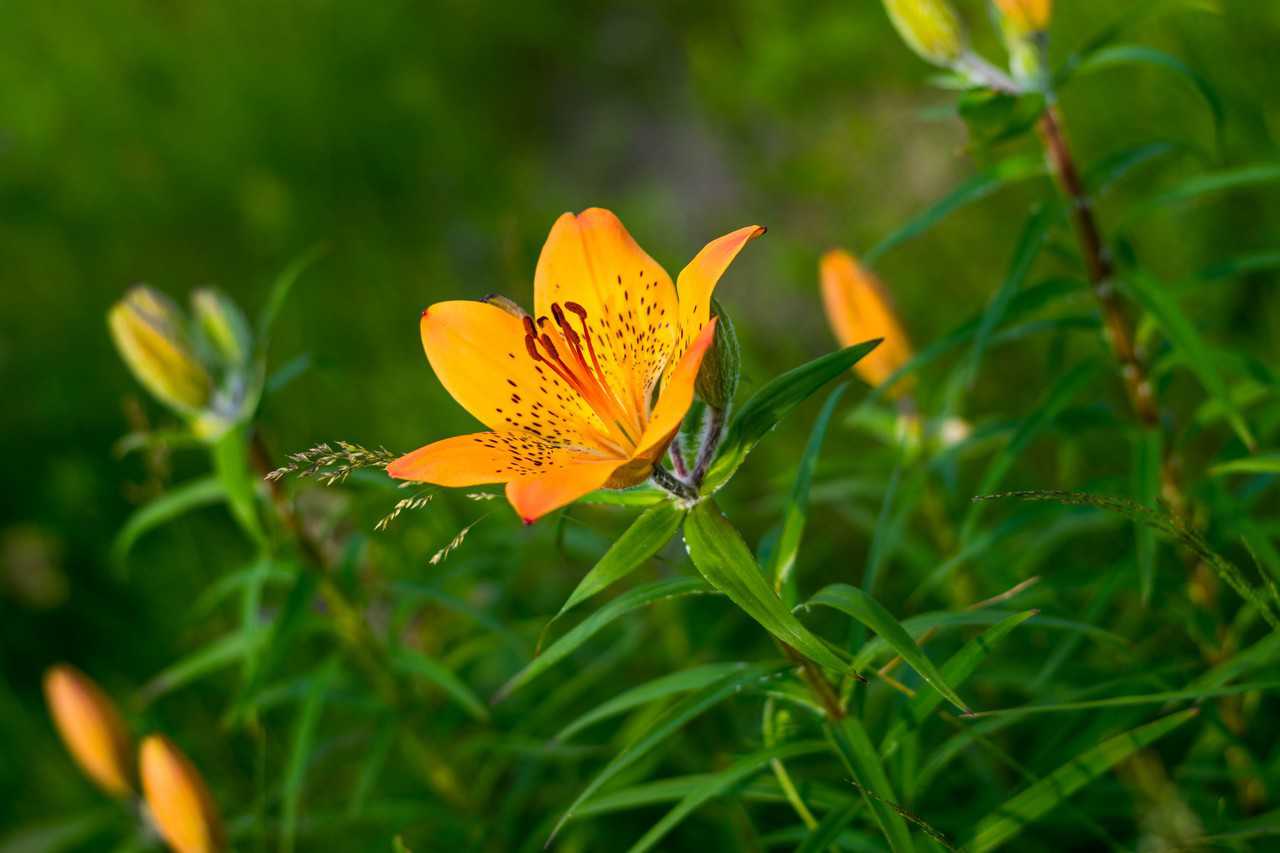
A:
492;576;713;703
704;340;881;493
549;501;684;625
966;709;1198;852
864;155;1047;265
548;662;790;843
801;584;969;713
880;610;1037;758
112;476;226;569
828;716;916;853
770;383;849;605
1123;270;1255;450
555;662;751;743
281;659;338;853
392;648;489;722
624;741;828;853
684;501;855;676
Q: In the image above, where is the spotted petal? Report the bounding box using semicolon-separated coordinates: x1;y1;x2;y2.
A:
667;225;765;387
387;431;613;487
534;209;679;422
635;318;718;463
419;301;618;452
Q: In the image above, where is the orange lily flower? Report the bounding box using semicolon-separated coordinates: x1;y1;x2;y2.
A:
388;208;764;522
820;249;915;394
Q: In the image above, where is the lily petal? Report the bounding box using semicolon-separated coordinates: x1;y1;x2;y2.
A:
668;225;764;385
534;209;679;419
506;458;623;523
634;318;718;462
420;301;616;451
387;431;609;487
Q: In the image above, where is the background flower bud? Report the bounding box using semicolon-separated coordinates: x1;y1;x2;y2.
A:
820;250;916;394
141;735;226;853
882;0;967;67
43;665;134;796
191;288;252;369
694;299;741;412
108;287;212;415
994;0;1053;36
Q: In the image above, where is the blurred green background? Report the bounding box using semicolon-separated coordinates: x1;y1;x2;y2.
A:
4;0;1280;849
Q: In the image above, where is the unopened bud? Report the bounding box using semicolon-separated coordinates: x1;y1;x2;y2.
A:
108;287;211;414
141;735;226;853
191;288;251;369
882;0;967;67
994;0;1052;36
820;250;915;394
694;299;741;412
43;665;134;796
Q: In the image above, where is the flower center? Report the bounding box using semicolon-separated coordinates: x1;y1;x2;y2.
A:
523;301;642;450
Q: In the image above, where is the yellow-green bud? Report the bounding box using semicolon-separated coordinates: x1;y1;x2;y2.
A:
191;288;251;369
695;299;740;412
140;735;226;853
883;0;967;67
108;287;211;414
994;0;1051;82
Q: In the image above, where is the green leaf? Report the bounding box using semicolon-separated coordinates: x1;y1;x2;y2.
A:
966;709;1198;852
1133;429;1162;604
0;809;118;853
828;716;916;853
1129;162;1280;222
549;662;789;843
578;485;668;506
624;741;827;853
138;627;265;705
796;801;862;853
704;341;881;493
1085;140;1185;195
1075;44;1223;132
966;681;1280;718
964;205;1052;388
881;610;1037;758
392;648;489;721
962;360;1100;542
684;501;854;676
865;155;1047;264
554;662;752;743
112;476;225;568
770;383;849;605
1124;271;1255;449
957;90;1047;148
1210;454;1280;477
281;659;338;853
492;576;713;703
802;585;968;713
549;501;684;624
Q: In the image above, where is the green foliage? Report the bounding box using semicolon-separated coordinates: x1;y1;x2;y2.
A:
8;2;1280;851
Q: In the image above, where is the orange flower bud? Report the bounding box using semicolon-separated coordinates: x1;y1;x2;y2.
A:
820;250;915;393
994;0;1052;35
140;736;226;853
43;664;135;796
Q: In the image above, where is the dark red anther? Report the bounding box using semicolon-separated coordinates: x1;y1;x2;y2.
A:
564;301;587;319
539;334;559;359
522;316;537;338
524;334;542;361
551;303;567;327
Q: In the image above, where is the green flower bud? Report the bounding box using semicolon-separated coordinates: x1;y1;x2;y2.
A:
882;0;967;67
694;299;741;412
191;288;252;369
108;287;211;415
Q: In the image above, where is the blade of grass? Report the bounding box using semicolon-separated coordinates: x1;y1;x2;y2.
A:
281;659;338;853
965;709;1198;851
